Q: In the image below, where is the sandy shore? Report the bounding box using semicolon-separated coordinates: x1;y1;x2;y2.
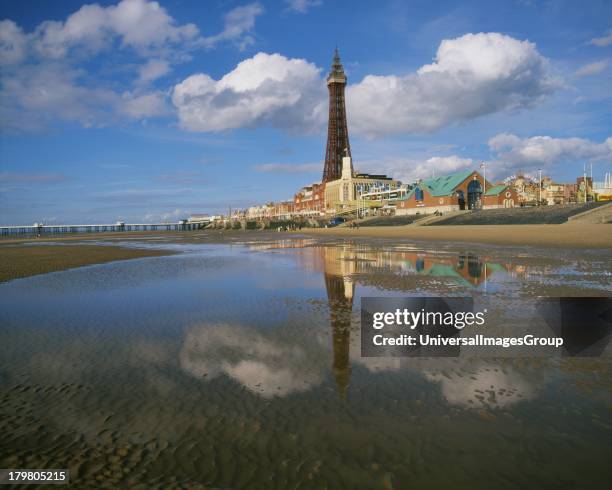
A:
0;222;608;283
0;244;175;282
296;223;612;248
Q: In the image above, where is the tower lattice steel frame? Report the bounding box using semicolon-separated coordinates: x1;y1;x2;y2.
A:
322;48;352;183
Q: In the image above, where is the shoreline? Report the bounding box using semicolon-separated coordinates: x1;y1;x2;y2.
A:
1;223;609;282
0;244;176;283
2;222;611;250
295;223;612;249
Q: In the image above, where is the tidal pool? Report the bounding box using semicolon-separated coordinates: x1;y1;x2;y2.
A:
0;236;611;489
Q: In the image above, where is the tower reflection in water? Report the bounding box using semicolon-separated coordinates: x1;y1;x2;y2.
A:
318;244;509;397
324;272;354;398
321;246;356;398
180;241;519;399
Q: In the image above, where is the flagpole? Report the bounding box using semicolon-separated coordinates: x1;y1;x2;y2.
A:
583;163;587;203
590;163;593;201
483;162;486;196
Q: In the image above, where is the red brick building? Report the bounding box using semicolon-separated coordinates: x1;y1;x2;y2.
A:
294;182;325;215
483;184;519;208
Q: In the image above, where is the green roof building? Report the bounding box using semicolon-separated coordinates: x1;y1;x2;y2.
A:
396;169;518;216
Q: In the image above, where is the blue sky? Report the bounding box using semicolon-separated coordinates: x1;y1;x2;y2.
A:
0;0;611;224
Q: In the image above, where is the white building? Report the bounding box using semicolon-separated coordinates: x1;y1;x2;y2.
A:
324;156;400;214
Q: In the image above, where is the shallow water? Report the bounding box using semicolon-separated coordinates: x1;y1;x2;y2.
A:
1;236;611;489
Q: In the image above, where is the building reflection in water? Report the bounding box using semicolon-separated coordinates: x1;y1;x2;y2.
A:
252;239;524;290
317;243;521;397
180;241;530;400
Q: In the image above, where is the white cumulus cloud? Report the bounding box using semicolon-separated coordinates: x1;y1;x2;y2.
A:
1;1;267;130
357;155;475;183
359;133;612;184
31;0;199;59
489;133;612;174
172;33;558;137
347;32;558;137
172;52;325;132
0;20;28;65
0;64;168;130
420;155;475;176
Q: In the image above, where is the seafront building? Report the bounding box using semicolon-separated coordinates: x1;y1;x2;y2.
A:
246;201;295;220
316;49;399;216
227;48;609;222
317;49;399;215
504;173;542;205
188;214;223;225
293;49;399;218
395;170;518;216
593;172;612;201
324;155;400;215
541;177;567;205
294;183;325;215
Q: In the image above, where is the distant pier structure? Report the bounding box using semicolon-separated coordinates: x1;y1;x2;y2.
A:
0;220;199;237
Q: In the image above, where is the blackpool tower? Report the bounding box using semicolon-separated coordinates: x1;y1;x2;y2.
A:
322;48;352;183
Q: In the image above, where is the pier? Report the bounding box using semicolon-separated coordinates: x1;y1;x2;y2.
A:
0;221;199;237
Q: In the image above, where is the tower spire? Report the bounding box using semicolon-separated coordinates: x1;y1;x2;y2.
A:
329;47;345;80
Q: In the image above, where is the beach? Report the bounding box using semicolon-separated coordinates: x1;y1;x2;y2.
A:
298;222;612;248
1;222;610;283
1;233;610;488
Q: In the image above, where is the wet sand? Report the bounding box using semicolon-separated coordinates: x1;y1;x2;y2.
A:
0;245;175;282
1;222;609;283
0;236;610;488
298;223;612;248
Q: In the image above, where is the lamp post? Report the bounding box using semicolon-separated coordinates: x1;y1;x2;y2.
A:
478;162;487;210
583;163;587;203
538;168;542;205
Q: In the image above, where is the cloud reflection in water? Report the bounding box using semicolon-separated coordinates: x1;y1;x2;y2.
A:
180;324;323;397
